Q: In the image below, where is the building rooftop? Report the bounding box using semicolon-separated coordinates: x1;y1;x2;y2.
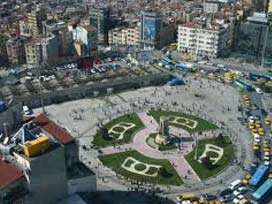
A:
247;12;268;24
0;156;23;189
82;25;96;32
67;162;95;180
32;114;75;145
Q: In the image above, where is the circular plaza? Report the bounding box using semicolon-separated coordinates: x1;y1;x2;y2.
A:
94;109;233;185
34;75;253;193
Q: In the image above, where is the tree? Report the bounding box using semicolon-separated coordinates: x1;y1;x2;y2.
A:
201;156;214;169
218;133;224;142
158;167;173;178
98;127;110;140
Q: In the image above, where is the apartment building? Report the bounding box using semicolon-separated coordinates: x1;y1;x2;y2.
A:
177;22;231;59
43;20;73;57
6;37;26;65
25;39;42;66
89;7;110;44
0;114;96;204
27;6;47;37
236;12;268;64
108;22;140;46
68;24;97;56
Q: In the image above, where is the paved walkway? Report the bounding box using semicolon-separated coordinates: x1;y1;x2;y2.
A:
101;112;201;182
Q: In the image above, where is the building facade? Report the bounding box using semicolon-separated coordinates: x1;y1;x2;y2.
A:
177;23;231;59
264;0;272;67
27;6;47;37
236;13;268;64
89;7;110;44
41;34;59;64
140;11;162;49
6;37;26;65
203;0;224;13
25;39;42;66
108;21;140;46
69;24;97;56
0;113;97;204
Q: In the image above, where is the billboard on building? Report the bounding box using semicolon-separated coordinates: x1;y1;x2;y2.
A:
142;16;157;42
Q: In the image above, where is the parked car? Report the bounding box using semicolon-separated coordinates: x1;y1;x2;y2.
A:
219;194;234;202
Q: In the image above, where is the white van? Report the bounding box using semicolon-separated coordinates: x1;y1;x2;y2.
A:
23;105;30;115
229;179;242;190
254;134;261;143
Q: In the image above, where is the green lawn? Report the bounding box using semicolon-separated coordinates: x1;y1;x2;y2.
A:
92;113;144;147
185;136;234;180
148;110;218;133
98;150;183;185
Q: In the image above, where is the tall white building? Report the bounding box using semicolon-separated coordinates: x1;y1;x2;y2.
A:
177;22;231;59
68;24;97;56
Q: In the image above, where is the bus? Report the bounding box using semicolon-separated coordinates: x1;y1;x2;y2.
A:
159;57;175;68
234;79;253;91
249;73;272;81
168;78;184;86
249;165;269;187
175;63;195;72
252;179;272;203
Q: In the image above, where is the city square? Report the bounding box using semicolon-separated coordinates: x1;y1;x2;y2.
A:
34;75;252;194
1;0;272;203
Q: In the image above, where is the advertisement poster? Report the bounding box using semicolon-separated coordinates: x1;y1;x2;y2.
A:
143;17;157;42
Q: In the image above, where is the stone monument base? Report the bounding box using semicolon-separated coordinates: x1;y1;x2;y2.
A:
155;133;168;145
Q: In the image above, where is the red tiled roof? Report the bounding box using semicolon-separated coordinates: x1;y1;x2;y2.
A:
32;114;75;145
0;157;23;189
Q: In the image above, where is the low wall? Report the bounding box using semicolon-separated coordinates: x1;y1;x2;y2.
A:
16;73;172;109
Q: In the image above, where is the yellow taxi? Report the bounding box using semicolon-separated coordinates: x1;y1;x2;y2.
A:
237;88;243;92
240;198;250;204
251;128;258;134
263;143;270;149
258;128;265;135
257;78;266;85
196;200;209;204
253;143;260;151
249;123;256;129
244;97;250;101
265;117;271;125
194;73;200;79
242;178;249;185
243;94;249;99
242;174;251;185
268;172;272;179
264;139;270;145
255;121;262;128
245;174;251;180
264;147;271;152
245;100;251;105
177;193;197;202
